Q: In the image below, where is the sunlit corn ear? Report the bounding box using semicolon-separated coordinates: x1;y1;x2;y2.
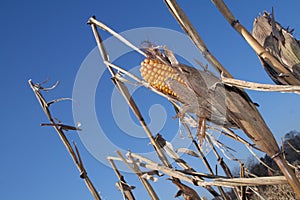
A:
140;58;186;98
252;9;300;84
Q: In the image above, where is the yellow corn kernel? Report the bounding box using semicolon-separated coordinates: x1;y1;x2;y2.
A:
140;58;186;98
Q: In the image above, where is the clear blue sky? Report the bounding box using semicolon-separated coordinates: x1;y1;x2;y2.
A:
2;1;300;199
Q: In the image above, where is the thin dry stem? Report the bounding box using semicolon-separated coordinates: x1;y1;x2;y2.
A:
28;80;101;200
222;75;300;94
175;110;227;198
108;159;136;200
239;164;247;200
218;127;260;151
245;145;276;173
130;152;288;188
206;135;242;199
88;18;171;167
116;151;159;200
287;141;300;154
174;107;215;174
88;17;146;57
163;0;232;77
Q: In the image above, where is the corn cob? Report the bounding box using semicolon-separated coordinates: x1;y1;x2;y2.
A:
252;9;300;85
140;58;186;98
140;50;300;197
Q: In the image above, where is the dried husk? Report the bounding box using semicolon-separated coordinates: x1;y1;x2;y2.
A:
252;11;300;85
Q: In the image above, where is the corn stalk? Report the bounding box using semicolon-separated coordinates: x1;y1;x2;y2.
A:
28;80;101;200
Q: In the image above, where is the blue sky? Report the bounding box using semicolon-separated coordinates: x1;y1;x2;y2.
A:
2;1;300;199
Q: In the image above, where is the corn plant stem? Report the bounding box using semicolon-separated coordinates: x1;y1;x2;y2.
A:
88;17;146;57
208;126;264;174
88;18;171;167
108;159;135;200
116;151;159;200
211;0;300;85
154;134;223;198
89;18;114;76
28;80;101;200
183;123;214;173
172;107;223;197
130;152;288;187
179;119;227;199
222;75;300;94
207;135;237;177
171;106;213;175
163;0;232;77
287;141;300;154
245;145;275;173
73;143;102;200
213;126;260;151
274;155;300;197
108;159;123;180
240;163;246;200
248;187;266;200
211;1;300;197
206;134;241;200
